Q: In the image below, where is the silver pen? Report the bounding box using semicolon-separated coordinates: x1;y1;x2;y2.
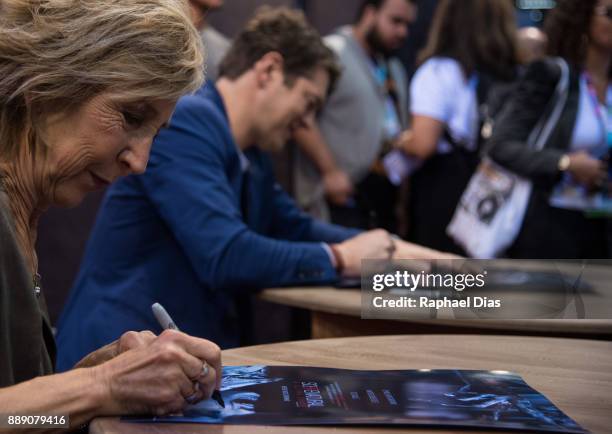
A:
152;302;179;331
151;302;225;408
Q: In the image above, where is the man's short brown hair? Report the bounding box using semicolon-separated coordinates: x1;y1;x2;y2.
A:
218;7;340;92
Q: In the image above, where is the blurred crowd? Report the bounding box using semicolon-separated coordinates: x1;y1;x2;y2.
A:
169;0;612;261
292;0;611;260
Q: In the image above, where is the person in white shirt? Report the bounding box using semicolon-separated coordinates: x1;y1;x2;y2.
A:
400;0;518;254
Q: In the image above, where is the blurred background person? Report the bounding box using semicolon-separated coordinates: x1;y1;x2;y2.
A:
56;7;455;370
192;0;231;82
517;26;548;65
486;0;612;259
293;0;417;232
0;0;221;425
401;0;518;254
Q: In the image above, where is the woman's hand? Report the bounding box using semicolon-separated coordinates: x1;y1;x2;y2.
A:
394;129;413;152
568;151;608;189
94;329;222;416
74;330;157;369
0;330;221;429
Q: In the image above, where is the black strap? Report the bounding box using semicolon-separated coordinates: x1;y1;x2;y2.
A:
383;60;402;120
443;73;492;152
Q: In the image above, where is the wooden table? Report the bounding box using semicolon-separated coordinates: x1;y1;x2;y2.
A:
259;286;612;339
90;335;612;433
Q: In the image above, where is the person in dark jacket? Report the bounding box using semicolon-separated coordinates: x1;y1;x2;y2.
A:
486;0;612;259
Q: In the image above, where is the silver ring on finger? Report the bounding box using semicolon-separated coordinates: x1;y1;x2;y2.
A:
201;361;209;378
185;393;199;404
190;362;209;382
185;382;199;404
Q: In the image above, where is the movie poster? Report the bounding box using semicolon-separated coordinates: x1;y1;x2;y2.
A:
128;366;587;433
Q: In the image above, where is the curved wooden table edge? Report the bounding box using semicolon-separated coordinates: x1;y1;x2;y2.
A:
220;333;612;362
259;288;612;334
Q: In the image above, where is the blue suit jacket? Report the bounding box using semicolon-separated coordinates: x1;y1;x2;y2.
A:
55;84;358;370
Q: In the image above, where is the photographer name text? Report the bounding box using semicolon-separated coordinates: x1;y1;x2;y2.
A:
372;296;501;309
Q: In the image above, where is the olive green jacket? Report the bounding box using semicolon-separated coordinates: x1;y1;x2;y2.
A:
0;189;55;387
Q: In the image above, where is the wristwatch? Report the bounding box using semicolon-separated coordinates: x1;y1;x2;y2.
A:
558;154;571;172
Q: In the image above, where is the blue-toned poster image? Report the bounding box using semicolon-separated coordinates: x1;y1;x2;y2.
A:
128;366;587;433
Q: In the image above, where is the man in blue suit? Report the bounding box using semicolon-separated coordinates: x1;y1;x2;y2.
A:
56;8;450;370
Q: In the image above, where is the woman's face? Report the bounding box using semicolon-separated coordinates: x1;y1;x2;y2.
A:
40;93;176;207
590;0;612;51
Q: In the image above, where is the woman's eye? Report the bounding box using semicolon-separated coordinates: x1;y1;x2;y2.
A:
122;111;144;127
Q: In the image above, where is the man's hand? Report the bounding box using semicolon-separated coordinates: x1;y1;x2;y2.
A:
333;229;395;277
323;168;353;205
392;240;466;273
393;240;462;261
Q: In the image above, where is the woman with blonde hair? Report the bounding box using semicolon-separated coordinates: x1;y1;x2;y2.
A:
0;0;221;427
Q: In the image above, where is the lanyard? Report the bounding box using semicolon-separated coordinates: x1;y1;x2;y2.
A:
582;71;612;148
370;58;388;86
370;57;402;141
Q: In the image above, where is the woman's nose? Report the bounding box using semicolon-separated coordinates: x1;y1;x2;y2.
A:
119;138;152;175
